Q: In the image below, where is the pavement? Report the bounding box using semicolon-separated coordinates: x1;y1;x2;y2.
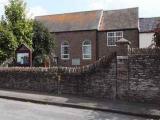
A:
0;89;159;119
0;98;148;120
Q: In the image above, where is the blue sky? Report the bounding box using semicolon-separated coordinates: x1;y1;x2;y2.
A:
0;0;160;18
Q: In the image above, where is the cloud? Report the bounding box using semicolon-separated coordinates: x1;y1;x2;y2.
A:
89;0;112;10
27;6;50;18
89;0;160;17
0;0;9;5
0;0;9;16
0;0;49;18
89;0;138;10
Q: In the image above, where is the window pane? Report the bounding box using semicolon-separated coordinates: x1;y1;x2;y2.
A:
63;42;69;45
107;31;123;46
83;41;91;45
108;37;115;46
82;40;91;59
117;37;122;41
63;55;69;59
116;31;122;36
83;46;91;55
83;55;91;59
61;41;69;59
108;32;114;37
63;47;69;54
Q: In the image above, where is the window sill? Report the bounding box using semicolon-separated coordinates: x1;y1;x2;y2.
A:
82;58;92;60
61;58;70;60
107;45;116;47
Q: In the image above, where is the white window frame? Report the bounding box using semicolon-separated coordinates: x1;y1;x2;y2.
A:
61;41;70;60
107;31;123;46
82;40;92;60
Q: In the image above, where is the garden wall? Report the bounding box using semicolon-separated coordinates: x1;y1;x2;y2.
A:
0;53;117;99
0;68;59;93
127;51;160;104
0;50;160;104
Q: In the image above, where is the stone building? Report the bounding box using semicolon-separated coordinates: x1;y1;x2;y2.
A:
36;7;139;66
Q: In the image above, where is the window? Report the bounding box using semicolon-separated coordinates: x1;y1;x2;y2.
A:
107;31;123;46
82;40;91;59
61;41;69;59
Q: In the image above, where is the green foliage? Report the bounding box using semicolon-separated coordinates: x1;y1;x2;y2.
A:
4;0;33;47
153;23;160;48
0;0;55;65
0;0;33;64
154;30;160;47
0;25;17;64
32;21;55;66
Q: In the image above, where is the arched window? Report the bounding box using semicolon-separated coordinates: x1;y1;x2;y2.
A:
61;41;69;59
82;40;91;59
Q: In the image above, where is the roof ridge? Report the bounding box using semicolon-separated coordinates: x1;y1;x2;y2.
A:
103;7;138;12
36;10;103;18
98;11;104;30
140;17;160;19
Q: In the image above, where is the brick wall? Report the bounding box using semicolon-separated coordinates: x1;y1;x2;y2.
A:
52;29;139;67
98;29;139;58
53;30;97;67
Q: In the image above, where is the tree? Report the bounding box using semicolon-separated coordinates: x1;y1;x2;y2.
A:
0;0;33;64
153;23;160;47
0;24;17;64
4;0;33;47
32;21;55;66
0;0;55;66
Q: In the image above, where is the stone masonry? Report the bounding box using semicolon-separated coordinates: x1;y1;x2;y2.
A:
0;48;160;104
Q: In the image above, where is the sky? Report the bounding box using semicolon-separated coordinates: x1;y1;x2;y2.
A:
0;0;160;18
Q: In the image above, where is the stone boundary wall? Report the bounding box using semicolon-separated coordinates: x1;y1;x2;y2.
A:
0;68;59;93
128;48;160;55
0;53;117;99
127;54;160;104
116;48;160;104
0;49;160;104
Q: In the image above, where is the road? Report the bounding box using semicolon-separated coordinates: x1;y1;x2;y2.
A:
0;98;149;120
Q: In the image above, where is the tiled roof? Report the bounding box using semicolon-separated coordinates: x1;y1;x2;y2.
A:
36;8;139;32
35;10;103;32
99;8;138;31
139;17;160;33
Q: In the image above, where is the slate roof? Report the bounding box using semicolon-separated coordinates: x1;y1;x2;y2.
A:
35;10;103;32
139;17;160;33
36;8;139;32
99;8;139;31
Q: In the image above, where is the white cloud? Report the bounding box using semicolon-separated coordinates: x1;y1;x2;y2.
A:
0;0;9;5
1;0;160;18
0;0;49;18
0;0;9;16
89;0;138;10
27;6;50;18
89;0;160;17
89;0;112;10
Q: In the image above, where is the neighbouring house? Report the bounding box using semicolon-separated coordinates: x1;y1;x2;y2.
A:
36;7;139;67
139;17;160;48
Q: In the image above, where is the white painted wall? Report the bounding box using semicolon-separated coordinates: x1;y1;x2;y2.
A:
139;33;154;48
